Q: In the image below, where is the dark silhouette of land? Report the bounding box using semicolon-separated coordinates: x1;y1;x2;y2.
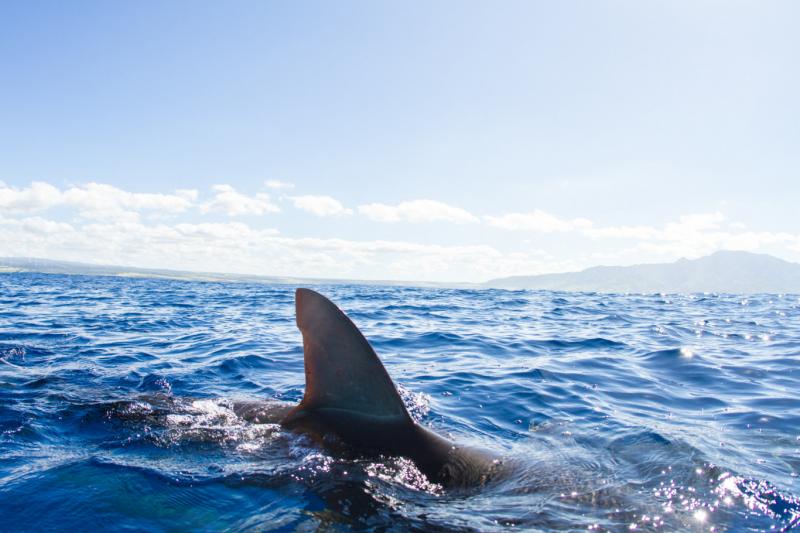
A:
485;251;800;293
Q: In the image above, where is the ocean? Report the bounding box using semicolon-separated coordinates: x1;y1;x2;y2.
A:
0;272;798;531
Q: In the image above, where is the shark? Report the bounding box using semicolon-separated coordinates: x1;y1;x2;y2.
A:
231;288;504;487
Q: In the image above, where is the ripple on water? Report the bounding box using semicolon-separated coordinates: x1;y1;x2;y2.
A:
0;272;798;531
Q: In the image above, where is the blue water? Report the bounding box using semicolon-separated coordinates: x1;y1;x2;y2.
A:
1;273;799;532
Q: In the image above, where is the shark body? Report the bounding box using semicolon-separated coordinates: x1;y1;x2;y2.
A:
234;288;502;487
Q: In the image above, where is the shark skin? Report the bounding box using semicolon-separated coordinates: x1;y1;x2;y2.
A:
235;288;504;488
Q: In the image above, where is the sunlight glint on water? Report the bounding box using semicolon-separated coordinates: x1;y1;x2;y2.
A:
0;273;798;531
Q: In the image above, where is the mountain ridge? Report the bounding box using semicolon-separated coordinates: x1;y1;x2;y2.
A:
484;250;800;293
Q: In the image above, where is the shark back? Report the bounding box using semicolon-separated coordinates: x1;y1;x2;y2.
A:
281;288;503;487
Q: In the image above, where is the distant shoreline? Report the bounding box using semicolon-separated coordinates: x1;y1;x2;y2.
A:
0;257;472;290
3;251;800;294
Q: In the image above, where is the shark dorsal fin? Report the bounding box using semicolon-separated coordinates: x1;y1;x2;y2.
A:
294;288;412;423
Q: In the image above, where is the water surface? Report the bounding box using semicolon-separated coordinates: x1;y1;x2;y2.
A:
1;273;798;531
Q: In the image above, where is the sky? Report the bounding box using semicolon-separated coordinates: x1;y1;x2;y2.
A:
1;1;799;282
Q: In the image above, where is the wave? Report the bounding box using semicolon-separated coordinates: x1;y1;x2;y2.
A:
1;273;798;531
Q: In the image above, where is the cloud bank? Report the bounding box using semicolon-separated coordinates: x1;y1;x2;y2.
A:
290;195;352;217
1;180;798;282
358;199;479;224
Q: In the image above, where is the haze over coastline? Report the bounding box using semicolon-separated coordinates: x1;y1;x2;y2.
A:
4;250;800;294
485;250;800;293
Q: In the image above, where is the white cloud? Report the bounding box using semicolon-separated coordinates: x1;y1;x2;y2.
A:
264;180;295;190
14;216;75;235
663;212;725;236
0;181;193;221
2;180;799;282
176;189;199;201
486;207;800;266
636;227;796;259
172;221;279;240
484;209;592;233
358;199;478;224
583;224;659;240
290;195;352;217
0;181;62;213
63;182;194;221
199;184;280;216
579;211;796;260
0;214;551;282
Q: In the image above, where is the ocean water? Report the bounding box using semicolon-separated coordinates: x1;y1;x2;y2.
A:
1;273;799;532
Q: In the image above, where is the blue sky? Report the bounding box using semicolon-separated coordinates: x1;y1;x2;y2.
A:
1;1;798;281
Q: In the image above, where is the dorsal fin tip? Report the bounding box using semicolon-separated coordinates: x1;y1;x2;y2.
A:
294;288;412;423
295;287;338;329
